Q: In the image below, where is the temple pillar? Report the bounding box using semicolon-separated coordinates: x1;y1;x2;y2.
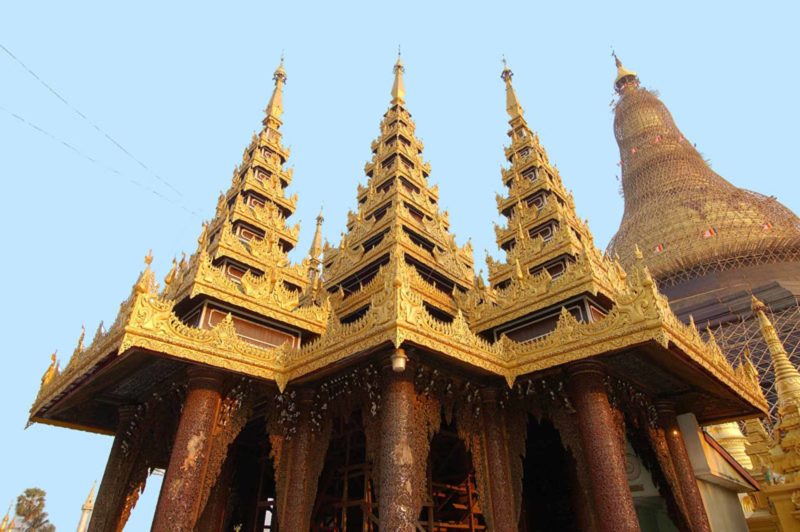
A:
479;387;518;531
152;367;223;532
276;388;319;531
378;351;427;531
656;401;712;532
88;406;137;532
567;360;639;532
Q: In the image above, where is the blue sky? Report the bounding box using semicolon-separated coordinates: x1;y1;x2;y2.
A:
1;2;798;529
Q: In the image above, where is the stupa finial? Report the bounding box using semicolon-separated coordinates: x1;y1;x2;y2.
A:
265;55;287;123
500;56;524;119
612;51;638;92
391;49;406;105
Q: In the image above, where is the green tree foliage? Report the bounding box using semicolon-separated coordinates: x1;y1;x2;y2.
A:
15;487;55;531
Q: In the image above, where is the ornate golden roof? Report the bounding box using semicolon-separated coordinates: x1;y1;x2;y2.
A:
607;59;800;283
28;58;768;433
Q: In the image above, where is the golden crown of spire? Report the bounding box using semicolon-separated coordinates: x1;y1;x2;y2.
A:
391;50;406;105
500;57;524;119
265;55;287;122
612;51;638;91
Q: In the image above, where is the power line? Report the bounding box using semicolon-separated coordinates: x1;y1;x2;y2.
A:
0;42;185;199
0;105;199;218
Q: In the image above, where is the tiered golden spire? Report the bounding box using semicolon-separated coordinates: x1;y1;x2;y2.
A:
322;56;474;303
264;55;287;123
607;57;800;282
158;55;328;333
753;297;800;412
456;59;630;333
744;296;800;479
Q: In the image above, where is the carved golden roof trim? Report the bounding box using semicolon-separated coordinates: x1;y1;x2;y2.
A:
32;253;765;417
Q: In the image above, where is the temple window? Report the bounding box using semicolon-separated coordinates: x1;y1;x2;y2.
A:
376;178;395;194
406;255;455;294
340;305;370;324
399;177;420;194
399;154;414;170
423;303;454;323
493;303;584;343
521;167;538;182
370;203;391;222
245;194;266;209
404;202;425;223
234;223;265;243
402;227;435;254
381;154;397;169
527;192;546;208
254;167;272;183
529;221;557;242
362;229;389;252
531;257;568;279
205;308;299;349
223;263;247;284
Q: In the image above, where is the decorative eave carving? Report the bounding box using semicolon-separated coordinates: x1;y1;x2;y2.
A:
179;252;327;333
229;169;299;215
209;194;300;250
462;248;628;332
204;221;307;286
32;249;767;425
487;224;584;285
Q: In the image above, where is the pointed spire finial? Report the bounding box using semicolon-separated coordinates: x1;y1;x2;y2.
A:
265;55;287;122
85;480;97;506
308;206;325;264
612;50;639;92
391;50;406;105
500;56;524;119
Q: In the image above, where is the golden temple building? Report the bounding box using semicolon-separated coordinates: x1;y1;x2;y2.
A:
27;53;800;531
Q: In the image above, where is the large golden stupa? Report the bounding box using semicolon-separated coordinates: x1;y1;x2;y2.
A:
608;56;800;420
608;56;800;284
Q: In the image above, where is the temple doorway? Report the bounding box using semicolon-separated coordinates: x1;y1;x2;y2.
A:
419;423;486;530
227;418;278;532
312;412;376;530
518;416;582;531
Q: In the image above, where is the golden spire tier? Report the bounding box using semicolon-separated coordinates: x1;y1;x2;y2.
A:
162;56;328;336
607;58;800;285
458;60;627;335
323;56;474;322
